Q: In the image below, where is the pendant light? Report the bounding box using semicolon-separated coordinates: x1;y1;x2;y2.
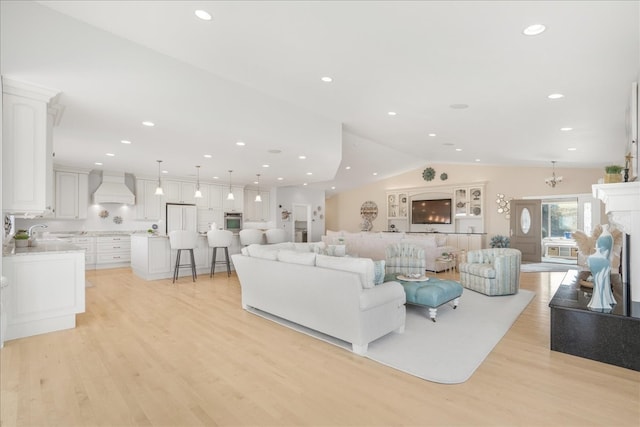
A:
154;160;164;195
194;165;203;198
255;174;262;202
227;170;235;200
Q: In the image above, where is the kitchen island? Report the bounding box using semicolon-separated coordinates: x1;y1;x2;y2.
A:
2;241;85;341
131;233;241;281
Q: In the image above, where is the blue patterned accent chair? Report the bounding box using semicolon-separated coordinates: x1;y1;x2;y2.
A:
459;248;521;296
385;243;426;275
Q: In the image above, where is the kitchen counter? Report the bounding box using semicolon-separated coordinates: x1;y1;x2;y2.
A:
131;233;241;281
4;241;83;257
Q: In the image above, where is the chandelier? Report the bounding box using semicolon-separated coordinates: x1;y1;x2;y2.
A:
545;161;563;188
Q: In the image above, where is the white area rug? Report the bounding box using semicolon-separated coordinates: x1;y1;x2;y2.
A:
247;289;535;384
521;262;577;273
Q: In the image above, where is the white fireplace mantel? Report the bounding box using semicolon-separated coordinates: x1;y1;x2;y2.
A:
593;182;640;311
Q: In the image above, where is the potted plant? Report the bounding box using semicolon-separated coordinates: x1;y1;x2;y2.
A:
604;165;623;183
13;229;29;248
490;235;511;248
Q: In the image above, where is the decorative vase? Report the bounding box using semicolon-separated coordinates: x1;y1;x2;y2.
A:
604;173;622;183
14;239;28;248
587;226;616;310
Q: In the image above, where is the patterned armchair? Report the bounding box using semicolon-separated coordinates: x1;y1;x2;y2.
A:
459;248;521;296
385;243;426;275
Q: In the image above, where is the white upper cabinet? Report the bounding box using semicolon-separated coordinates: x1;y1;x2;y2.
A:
2;78;60;215
222;185;244;213
244;189;271;221
163;180;196;204
54;170;88;219
196;184;224;209
135;179;162;221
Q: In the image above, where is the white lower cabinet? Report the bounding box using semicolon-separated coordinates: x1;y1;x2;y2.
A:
445;233;483;252
96;236;131;268
131;234;240;281
2;251;85;341
71;236;96;269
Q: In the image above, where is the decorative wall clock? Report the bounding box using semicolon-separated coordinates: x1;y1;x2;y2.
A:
422;167;435;182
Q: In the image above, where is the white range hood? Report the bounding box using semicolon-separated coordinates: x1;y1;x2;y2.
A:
93;172;135;204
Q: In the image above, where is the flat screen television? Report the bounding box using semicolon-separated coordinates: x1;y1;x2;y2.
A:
411;199;452;224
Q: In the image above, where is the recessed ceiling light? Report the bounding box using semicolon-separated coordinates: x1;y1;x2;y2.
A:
560;127;573;131
321;76;333;83
568;147;577;151
303;183;308;186
204;154;212;158
372;172;378;176
262;164;270;168
121;140;131;144
299;155;307;160
106;153;115;156
142;121;155;127
455;148;463;152
236;141;245;146
277;177;284;181
162;170;168;174
523;24;546;36
253;180;259;185
388;111;397;116
548;93;564;99
345;166;351;170
95;162;103;166
331;186;336;190
449;104;469;109
475;159;481;162
306;172;313;175
428;133;437;137
212;176;219;179
194;10;212;21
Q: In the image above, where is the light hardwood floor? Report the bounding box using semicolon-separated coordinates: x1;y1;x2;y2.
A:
1;268;638;426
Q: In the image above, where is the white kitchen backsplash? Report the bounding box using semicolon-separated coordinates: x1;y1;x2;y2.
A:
14;204;160;233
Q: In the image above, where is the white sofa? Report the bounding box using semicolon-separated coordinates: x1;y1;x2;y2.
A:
323;231;458;272
232;242;406;355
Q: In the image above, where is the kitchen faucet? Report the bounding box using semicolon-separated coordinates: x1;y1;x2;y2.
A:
28;224;48;238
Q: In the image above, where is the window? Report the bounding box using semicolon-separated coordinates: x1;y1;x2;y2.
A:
541;199;578;238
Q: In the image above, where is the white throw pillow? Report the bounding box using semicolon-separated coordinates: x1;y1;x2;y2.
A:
315;254;375;289
277;249;316;266
246;244;279;260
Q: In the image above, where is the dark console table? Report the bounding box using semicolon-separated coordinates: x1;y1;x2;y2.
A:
549;270;639;371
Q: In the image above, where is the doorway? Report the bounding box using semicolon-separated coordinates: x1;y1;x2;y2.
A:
509;199;542;263
292;204;311;242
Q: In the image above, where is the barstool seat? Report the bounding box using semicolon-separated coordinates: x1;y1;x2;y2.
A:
207;229;233;277
168;230;199;283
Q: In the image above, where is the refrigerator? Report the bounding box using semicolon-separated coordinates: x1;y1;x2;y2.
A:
166;203;197;234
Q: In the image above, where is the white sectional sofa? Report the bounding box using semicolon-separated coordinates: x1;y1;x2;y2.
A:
232;242;406;355
322;231;458;272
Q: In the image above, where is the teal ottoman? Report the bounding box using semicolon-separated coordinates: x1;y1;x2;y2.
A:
386;273;463;322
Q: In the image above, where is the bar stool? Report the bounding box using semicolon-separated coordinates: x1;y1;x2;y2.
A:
239;228;264;246
168;230;198;283
207;229;233;277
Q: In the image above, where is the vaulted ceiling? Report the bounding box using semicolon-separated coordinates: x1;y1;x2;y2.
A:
2;1;638;194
